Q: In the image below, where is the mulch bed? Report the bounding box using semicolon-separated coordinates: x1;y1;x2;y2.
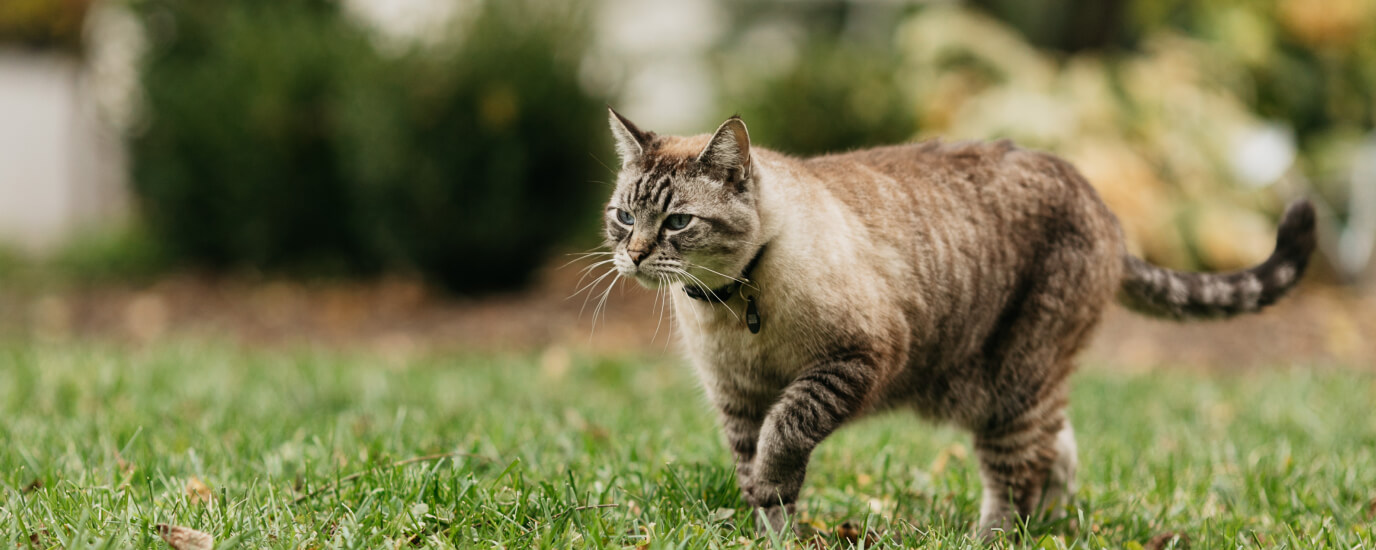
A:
2;258;1372;370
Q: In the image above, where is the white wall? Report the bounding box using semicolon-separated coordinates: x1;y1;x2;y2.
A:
0;49;128;253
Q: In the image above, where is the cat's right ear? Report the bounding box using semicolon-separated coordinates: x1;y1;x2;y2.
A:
608;107;651;164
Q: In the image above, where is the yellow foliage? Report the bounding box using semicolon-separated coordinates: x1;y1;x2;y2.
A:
896;9;1295;269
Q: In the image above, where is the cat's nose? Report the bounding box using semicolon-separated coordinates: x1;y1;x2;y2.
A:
627;247;650;265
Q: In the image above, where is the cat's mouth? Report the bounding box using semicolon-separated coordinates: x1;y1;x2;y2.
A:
624;267;670;288
616;256;727;291
614;261;682;289
634;272;664;288
631;264;738;295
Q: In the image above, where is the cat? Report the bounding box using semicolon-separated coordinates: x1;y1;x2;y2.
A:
600;108;1316;540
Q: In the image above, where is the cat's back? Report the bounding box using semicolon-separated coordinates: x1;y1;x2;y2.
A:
801;138;1051;201
807;138;1013;171
794;138;1118;239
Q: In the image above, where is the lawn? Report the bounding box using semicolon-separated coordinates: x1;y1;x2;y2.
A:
1;340;1373;548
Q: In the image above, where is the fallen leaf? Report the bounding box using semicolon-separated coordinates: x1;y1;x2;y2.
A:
836;521;861;542
797;532;829;550
184;477;212;505
790;522;829;549
156;524;213;550
28;528;52;547
1145;531;1190;550
835;521;880;547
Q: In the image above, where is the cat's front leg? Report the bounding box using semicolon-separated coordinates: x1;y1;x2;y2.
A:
715;400;765;495
745;360;877;534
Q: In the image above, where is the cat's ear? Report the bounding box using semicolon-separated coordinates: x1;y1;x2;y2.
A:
698;116;751;191
608;107;651;164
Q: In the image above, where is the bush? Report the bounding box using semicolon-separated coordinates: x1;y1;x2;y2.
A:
131;0;608;292
726;41;917;156
713;5;918;156
0;0;91;52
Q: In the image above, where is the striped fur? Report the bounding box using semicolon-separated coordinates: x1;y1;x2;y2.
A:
1118;200;1317;320
601;109;1316;540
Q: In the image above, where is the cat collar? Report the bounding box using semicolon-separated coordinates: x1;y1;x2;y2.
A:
683;245;766;302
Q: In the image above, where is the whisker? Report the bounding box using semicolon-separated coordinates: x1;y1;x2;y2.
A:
558;251;614;270
573;259;616;281
589;152;616;176
591;272;619;336
676;273;706;334
652;273;668;344
663;276;678;351
569;263;617;301
576;269;618;315
671;267;741;322
565;247;612;256
586;270;621;341
566;245;611;256
570;266;612;301
684;261;757;290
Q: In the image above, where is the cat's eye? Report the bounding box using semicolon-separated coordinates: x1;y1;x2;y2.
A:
615;208;635;226
664;214;692;231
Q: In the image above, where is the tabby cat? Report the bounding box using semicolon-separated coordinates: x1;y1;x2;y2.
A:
599;108;1316;539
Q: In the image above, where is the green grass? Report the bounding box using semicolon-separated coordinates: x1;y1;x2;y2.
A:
1;341;1373;548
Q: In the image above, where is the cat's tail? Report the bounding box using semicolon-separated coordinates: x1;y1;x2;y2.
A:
1117;199;1317;320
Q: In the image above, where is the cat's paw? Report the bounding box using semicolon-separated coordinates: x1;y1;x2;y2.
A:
752;504;797;536
734;461;755;490
739;478;778;509
740;472;802;509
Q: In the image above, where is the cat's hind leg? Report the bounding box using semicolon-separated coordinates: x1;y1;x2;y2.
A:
1039;420;1078;520
972;393;1070;540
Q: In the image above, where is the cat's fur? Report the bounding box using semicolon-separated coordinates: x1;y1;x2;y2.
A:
601;109;1316;539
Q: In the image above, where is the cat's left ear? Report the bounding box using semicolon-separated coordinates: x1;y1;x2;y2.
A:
698;116;752;191
608;107;651;164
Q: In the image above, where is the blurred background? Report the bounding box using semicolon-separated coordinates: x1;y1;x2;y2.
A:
1;0;1373;368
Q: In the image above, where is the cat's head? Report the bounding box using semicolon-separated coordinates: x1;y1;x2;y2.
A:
603;108;762;290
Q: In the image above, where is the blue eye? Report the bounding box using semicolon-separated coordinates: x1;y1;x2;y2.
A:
664;213;692;230
616;208;635;225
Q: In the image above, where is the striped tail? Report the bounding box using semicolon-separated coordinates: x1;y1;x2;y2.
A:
1118;199;1317;320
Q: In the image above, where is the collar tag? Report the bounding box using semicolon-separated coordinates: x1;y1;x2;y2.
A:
745;296;762;334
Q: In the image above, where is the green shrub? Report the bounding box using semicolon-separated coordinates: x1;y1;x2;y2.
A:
131;0;607;292
727;41;917;156
0;0;90;52
712;4;918;156
50;224;170;282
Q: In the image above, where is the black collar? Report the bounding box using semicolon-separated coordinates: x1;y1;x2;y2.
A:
683;244;768;303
